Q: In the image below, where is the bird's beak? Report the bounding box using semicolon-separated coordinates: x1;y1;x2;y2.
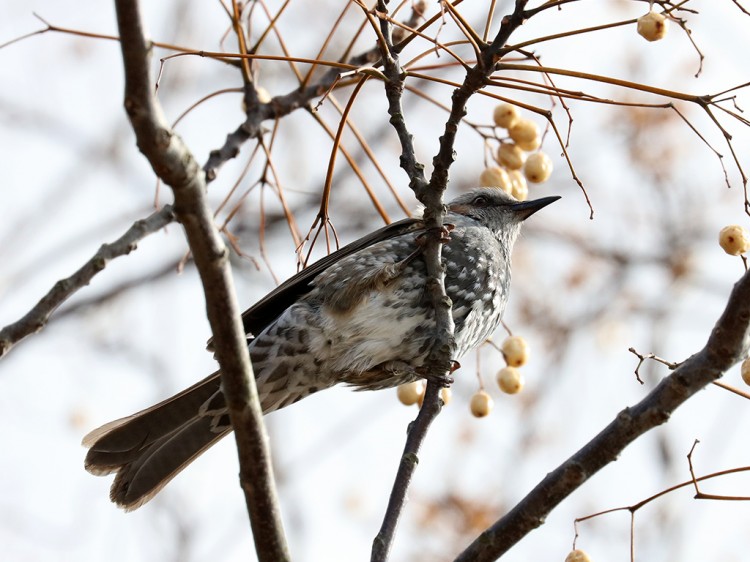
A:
512;195;560;220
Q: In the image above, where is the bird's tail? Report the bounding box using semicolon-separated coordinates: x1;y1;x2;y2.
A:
83;368;327;511
83;372;229;510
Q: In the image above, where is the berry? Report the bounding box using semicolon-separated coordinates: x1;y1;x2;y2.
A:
524;152;553;183
509;170;528;201
440;387;452;405
719;225;750;256
516;135;541;152
637;11;668;42
497;366;524;394
397;381;425;406
470;390;493;417
565;549;592;562
480;166;513;193
501;335;529;366
493;103;520;129
742;358;750;387
256;87;272;103
508;119;539;145
497;143;525;170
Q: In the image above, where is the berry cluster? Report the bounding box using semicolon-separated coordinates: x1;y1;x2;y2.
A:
480;103;553;201
395;335;530;416
469;335;530;418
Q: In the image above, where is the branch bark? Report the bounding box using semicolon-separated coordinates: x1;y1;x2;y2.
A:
372;3;531;559
0;205;175;357
113;1;289;560
455;268;750;561
368;1;453;558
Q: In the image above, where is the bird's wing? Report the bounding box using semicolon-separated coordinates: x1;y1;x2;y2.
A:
206;217;424;349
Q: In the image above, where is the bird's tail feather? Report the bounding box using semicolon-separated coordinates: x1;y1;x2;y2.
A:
83;370;327;510
84;372;228;510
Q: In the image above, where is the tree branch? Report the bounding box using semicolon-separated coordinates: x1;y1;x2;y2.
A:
370;0;456;558
372;4;532;558
113;1;289;560
454;268;750;562
0;205;175;357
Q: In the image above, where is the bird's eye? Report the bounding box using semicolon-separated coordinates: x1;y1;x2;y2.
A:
472;195;488;206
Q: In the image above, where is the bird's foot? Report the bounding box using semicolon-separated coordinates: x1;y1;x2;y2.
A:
413;361;459;387
415;223;455;246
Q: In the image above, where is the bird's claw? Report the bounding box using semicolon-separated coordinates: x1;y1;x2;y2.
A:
441;223;455;243
416;223;455;246
415;364;456;387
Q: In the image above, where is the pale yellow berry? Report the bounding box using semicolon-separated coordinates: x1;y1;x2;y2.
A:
719;225;750;256
508;119;539;145
637;11;668;42
496;366;524;394
509;170;528;201
242;87;272;112
470;390;493;417
496;143;525;170
416;386;452;407
256;87;272;103
501;335;529;367
440;387;452;405
479;166;513;193
524;152;553;184
565;549;592;562
493;103;520;129
742;358;750;387
516;135;541;152
397;381;425;406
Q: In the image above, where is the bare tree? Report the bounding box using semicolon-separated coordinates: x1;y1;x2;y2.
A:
2;1;750;561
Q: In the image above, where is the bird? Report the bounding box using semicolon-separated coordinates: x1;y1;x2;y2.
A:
83;187;559;510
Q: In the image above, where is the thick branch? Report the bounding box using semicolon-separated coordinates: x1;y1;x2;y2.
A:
113;1;289;560
0;206;175;357
455;268;750;562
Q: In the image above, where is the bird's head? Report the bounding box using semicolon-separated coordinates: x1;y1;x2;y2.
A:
447;187;560;247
